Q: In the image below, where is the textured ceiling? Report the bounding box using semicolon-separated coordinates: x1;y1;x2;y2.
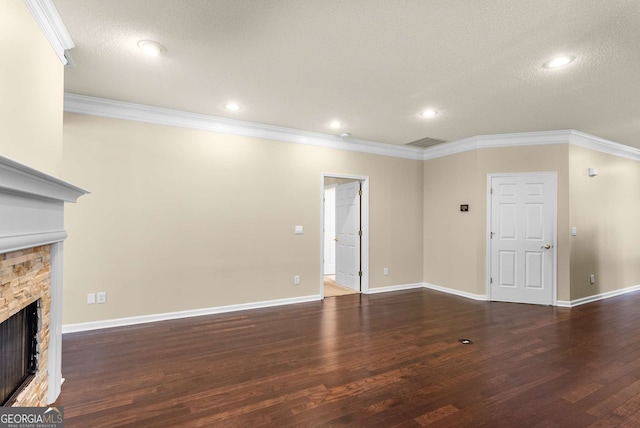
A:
54;0;640;149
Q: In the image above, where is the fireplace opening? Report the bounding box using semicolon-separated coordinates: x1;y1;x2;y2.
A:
1;300;39;406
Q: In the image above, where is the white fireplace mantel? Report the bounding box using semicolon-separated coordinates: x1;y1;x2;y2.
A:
0;154;88;404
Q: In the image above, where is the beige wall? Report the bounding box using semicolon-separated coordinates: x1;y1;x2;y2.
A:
0;0;64;176
61;113;423;324
61;112;639;324
423;145;571;300
569;145;640;299
423;150;481;293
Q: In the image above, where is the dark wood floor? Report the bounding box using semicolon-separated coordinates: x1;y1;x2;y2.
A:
55;289;640;427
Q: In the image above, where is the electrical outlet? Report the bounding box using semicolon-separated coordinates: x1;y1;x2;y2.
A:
97;291;107;304
589;274;595;285
383;267;389;276
87;293;96;304
294;275;301;285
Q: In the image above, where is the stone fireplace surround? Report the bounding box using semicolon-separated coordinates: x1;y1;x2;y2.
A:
0;155;86;405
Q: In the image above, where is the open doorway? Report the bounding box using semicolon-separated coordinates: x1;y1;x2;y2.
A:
321;174;369;298
323;184;352;297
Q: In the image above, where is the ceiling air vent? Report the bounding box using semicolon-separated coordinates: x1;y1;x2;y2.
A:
405;136;447;148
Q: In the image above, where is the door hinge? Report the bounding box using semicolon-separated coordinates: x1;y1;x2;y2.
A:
490;277;493;284
490;188;493;194
490;231;495;239
358;189;363;196
358;271;363;277
358;230;363;236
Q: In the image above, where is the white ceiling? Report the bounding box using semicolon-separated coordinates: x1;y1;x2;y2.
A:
54;0;640;149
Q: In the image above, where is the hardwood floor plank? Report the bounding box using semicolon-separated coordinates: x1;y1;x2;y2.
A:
55;289;640;426
414;404;459;426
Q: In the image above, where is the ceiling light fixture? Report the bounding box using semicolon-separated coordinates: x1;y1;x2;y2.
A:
340;133;351;138
224;102;241;112
543;55;575;69
329;120;343;129
137;40;166;57
419;109;438;118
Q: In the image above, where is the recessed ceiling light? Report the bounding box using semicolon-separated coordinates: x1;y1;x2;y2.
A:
137;40;165;57
329;120;344;129
224;102;241;112
419;109;438;118
543;55;575;69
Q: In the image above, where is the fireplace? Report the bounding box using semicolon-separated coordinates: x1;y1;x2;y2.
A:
0;156;87;405
1;300;39;405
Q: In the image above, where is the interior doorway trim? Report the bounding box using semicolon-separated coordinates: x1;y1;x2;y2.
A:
320;173;369;299
486;172;558;305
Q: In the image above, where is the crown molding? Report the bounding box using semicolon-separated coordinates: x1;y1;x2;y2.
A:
63;94;425;160
568;130;640;162
423;129;640;162
63;94;640;163
423;130;571;160
24;0;74;65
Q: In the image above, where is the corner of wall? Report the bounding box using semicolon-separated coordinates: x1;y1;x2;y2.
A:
567;144;640;302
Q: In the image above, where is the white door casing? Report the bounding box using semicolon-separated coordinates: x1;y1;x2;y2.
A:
323;186;336;275
488;173;557;305
335;181;361;291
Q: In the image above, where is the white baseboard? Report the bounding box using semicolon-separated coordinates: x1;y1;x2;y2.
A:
556;284;640;307
367;282;487;301
366;283;425;294
63;283;640;333
62;294;321;334
423;283;487;301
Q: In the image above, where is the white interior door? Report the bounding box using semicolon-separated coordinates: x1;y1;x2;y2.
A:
335;181;361;291
323;186;336;275
489;174;556;305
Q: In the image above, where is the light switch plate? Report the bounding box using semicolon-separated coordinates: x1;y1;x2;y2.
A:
571;227;577;236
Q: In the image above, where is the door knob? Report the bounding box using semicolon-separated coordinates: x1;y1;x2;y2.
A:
541;243;552;249
334;238;339;242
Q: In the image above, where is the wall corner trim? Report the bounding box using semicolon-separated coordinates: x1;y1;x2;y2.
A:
62;294;322;334
24;0;74;65
63;94;425;161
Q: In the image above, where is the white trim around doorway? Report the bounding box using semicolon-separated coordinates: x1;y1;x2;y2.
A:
320;173;369;299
